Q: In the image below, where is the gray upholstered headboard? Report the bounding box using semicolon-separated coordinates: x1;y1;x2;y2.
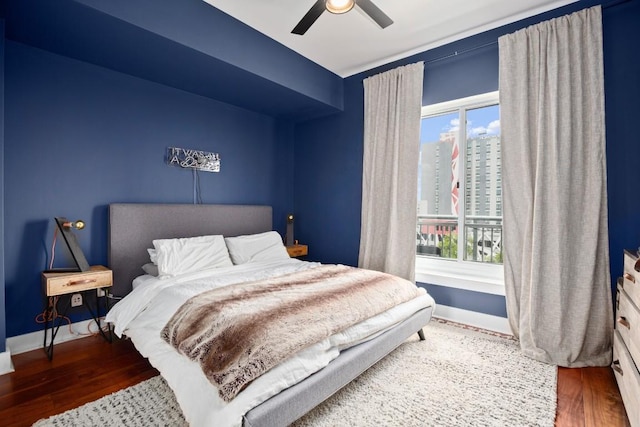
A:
108;203;273;296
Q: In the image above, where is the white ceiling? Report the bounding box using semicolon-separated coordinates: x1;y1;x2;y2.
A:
203;0;579;77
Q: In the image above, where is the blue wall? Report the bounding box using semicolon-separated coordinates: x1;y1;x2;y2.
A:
3;42;294;337
602;0;640;278
2;0;639;345
4;0;344;121
420;284;508;318
294;0;640;317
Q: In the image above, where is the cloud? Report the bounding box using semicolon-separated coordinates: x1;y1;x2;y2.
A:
468;119;501;137
487;120;500;134
470;126;486;135
446;118;460;132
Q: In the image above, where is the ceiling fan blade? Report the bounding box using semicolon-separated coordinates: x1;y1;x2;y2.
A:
356;0;393;29
292;0;326;35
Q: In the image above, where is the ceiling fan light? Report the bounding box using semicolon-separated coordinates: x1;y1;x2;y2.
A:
326;0;355;14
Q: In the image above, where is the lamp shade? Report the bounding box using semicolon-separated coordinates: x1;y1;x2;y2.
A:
63;219;85;230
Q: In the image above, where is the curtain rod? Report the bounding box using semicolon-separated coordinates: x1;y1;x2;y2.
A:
424;0;631;67
424;41;496;66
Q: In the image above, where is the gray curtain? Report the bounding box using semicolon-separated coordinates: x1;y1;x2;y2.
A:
359;62;424;281
499;6;612;367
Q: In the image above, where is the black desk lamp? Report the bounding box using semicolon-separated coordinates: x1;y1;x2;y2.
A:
50;217;91;272
286;214;294;246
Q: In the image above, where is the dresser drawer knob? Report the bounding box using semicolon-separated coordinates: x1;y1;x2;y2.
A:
612;360;623;376
66;279;96;287
623;272;635;284
617;316;630;329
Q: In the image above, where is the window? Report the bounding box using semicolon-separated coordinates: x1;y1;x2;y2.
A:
416;92;504;295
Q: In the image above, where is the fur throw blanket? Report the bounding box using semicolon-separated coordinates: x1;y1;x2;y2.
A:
161;264;422;402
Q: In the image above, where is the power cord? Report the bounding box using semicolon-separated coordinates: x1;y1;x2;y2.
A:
49;227;58;270
35;296;109;337
192;168;203;204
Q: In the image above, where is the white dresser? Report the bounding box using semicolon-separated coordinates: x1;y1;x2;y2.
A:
613;249;640;427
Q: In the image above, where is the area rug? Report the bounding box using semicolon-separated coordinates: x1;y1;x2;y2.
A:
33;319;557;427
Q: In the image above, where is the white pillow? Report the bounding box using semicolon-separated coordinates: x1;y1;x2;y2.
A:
141;263;159;276
147;248;157;264
224;231;290;265
153;235;233;278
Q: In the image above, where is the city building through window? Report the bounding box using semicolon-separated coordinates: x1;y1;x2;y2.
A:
416;92;504;294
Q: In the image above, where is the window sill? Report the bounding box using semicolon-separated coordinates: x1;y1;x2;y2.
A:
415;256;505;296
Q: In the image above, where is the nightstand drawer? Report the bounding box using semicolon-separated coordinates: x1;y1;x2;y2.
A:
617;285;640;365
286;244;308;257
613;330;640;427
623;250;640;307
43;266;112;296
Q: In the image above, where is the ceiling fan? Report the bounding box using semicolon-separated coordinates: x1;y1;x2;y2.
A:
292;0;393;35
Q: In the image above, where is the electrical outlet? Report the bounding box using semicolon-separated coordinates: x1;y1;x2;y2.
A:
71;293;83;307
96;288;106;297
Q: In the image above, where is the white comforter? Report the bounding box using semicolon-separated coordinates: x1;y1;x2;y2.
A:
106;259;435;427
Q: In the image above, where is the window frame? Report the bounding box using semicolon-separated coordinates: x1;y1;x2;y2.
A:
415;91;504;296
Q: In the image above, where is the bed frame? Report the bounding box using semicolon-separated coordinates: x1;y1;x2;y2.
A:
108;203;433;426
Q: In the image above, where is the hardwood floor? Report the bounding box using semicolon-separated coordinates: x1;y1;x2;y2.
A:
0;336;631;427
556;366;630;427
0;336;158;427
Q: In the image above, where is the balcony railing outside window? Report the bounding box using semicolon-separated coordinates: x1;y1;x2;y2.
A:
417;215;502;264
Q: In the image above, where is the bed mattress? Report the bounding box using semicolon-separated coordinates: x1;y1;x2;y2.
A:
106;259;435;426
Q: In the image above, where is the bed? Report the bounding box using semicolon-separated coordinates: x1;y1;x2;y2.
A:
105;203;435;426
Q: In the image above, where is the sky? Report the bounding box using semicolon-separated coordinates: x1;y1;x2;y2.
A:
420;104;500;144
417;104;501;205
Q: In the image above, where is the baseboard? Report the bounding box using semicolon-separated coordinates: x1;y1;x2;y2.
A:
7;319;101;356
0;349;15;375
433;304;512;335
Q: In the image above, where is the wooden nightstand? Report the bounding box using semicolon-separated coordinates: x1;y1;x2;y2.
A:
613;250;640;425
286;244;308;258
41;265;113;359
